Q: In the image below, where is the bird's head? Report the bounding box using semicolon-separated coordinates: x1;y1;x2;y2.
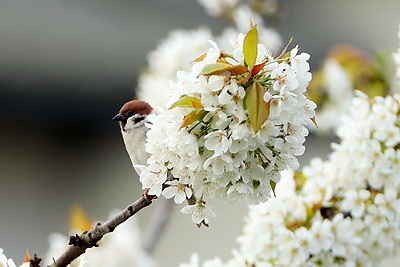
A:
113;100;153;132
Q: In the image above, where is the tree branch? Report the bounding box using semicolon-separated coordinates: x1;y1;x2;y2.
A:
50;192;156;267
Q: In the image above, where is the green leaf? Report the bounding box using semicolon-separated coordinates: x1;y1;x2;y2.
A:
169;95;203;110
243;25;258;69
200;63;231;75
200;63;248;76
245;83;270;133
180;109;207;128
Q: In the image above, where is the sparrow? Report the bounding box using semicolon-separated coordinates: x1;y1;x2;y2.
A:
113;100;187;205
113;100;154;175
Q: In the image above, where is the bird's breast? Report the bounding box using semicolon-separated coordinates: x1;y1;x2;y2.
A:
122;126;149;167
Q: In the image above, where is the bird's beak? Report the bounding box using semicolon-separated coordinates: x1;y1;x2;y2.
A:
112;114;125;121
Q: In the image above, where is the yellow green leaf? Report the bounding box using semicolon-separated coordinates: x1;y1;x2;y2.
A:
200;63;248;76
200;63;230;75
245;83;270;133
180;109;207;128
193;53;207;63
170;95;203;109
243;25;258;69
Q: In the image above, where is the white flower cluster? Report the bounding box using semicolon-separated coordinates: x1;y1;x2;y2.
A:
44;211;155;267
137;2;282;110
140;28;315;225
182;93;400;266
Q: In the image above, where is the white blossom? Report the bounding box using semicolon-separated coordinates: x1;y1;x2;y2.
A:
181;202;216;225
137;163;167;197
204;131;231;156
341;189;371;218
163;180;193;204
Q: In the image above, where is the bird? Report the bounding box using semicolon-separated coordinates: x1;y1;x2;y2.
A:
113;100;154;176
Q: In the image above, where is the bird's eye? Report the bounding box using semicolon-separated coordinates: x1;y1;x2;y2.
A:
133;115;145;124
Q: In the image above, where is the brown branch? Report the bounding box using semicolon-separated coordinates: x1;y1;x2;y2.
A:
50;192;156;267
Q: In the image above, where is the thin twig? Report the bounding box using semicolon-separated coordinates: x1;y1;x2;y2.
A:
142;198;175;254
50;192;156;267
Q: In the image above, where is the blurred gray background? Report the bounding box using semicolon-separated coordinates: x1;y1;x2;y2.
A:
1;0;399;266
